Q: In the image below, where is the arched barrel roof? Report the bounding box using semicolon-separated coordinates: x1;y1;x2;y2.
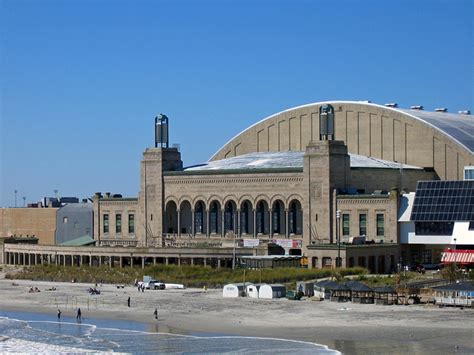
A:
210;101;473;180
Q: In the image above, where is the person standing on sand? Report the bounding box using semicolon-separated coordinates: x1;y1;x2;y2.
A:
77;308;82;322
153;308;158;320
127;296;131;307
57;309;61;321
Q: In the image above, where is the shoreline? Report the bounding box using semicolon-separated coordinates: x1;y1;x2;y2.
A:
0;279;473;354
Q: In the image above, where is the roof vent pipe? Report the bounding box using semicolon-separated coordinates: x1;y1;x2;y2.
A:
385;103;398;108
435;108;448;112
410;105;424;110
458;110;471;115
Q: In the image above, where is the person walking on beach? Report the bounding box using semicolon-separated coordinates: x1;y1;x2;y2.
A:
127;296;131;307
76;308;82;322
57;309;61;321
153;308;158;320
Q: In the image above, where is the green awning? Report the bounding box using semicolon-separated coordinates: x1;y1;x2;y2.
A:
60;235;96;246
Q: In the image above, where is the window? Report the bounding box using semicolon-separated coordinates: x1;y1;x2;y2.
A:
103;214;109;233
376;214;384;236
116;214;122;234
342;214;350;236
63;217;68;224
128;214;135;234
359;214;367;236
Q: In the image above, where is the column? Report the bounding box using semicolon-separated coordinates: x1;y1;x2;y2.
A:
203;258;207;266
217;258;221;268
89;254;92;267
269;209;273;238
191;258;194;266
177;209;181;237
165;257;169;265
119;256;123;268
253;209;257;238
130;255;134;267
285;209;289;238
99;256;102;267
206;210;210;238
153;257;157;265
79;255;82;266
191;209;195;236
29;253;33;266
142;257;145;269
221;210;225;238
178;256;181;266
237;209;241;238
55;254;59;266
109;256;113;268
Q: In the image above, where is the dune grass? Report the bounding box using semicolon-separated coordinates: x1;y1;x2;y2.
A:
6;264;367;289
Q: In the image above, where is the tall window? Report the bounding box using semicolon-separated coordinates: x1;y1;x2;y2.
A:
256;202;265;234
128;214;135;234
224;202;234;232
103;214;109;233
210;202;218;234
195;203;204;234
342;214;350;236
241;203;249;234
289;202;298;234
376;214;384;236
272;202;281;234
116;214;122;234
359;214;367;236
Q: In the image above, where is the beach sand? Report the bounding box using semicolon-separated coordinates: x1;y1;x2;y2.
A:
0;277;473;354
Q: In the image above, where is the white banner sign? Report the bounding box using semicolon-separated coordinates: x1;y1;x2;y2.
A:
243;239;260;247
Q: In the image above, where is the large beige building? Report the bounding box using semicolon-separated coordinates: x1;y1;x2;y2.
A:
93;101;473;272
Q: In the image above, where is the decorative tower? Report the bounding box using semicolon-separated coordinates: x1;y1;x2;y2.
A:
137;115;182;247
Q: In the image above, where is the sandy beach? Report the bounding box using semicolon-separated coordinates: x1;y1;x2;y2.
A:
0;275;473;354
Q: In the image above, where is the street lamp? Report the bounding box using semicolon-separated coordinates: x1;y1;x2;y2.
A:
336;210;341;268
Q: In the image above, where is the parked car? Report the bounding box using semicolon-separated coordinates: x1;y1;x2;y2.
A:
146;280;165;290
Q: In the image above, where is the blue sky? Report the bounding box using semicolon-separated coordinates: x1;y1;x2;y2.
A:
0;0;472;207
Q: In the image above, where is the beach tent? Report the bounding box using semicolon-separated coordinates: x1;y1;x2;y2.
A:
296;281;314;297
329;284;351;302
246;284;260;298
433;282;474;307
259;284;286;299
373;286;397;305
314;280;339;300
345;281;374;304
223;283;246;298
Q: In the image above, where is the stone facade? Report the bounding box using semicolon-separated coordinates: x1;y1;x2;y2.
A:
0;207;58;245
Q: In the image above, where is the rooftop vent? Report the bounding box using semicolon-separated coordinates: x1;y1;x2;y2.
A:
385;103;398;108
435;108;448;112
458;110;471;115
410;105;424;110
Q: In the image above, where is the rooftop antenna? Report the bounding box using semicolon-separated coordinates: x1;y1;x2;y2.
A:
155;114;169;148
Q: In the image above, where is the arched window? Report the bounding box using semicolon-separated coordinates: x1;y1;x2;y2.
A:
224;201;234;233
256;201;265;234
289;201;297;234
240;202;249;234
210;202;219;234
195;202;204;234
272;202;281;234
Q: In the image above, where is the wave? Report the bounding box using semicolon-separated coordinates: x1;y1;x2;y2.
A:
0;314;339;354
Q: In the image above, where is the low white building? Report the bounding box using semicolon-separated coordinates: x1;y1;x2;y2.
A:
246;284;261;298
223;283;249;298
258;284;286;299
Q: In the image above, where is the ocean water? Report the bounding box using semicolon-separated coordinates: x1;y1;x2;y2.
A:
0;310;338;354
